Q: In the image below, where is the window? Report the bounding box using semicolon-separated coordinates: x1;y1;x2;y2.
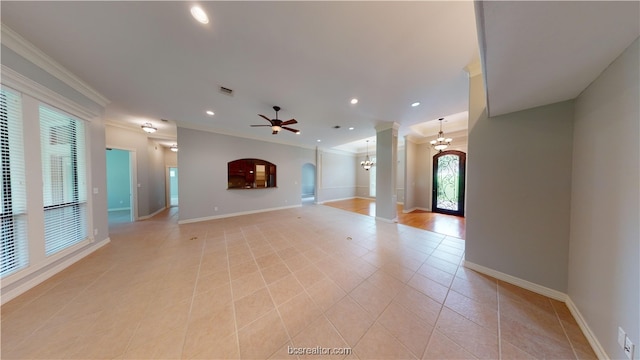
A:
0;87;28;277
40;105;88;255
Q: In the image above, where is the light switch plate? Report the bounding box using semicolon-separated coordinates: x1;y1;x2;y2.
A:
619;327;627;347
624;336;634;359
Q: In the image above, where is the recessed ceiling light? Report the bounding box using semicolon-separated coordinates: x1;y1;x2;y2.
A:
296;131;301;135
206;110;214;116
349;127;354;130
317;139;321;142
190;6;209;24
411;102;421;107
350;98;358;105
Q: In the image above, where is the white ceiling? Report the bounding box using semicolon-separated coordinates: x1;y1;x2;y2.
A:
0;1;480;151
477;1;640;117
4;2;637;152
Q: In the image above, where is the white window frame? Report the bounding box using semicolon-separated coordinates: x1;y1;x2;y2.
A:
0;65;96;287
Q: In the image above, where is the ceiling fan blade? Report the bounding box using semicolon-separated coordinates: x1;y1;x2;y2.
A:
250;125;272;127
258;114;272;123
281;119;297;126
282;126;300;133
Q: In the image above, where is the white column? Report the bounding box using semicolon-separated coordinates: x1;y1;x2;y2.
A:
375;122;399;222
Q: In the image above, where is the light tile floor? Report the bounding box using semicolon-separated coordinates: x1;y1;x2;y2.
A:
1;205;597;359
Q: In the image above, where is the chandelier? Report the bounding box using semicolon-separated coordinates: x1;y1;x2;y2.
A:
360;140;374;171
141;122;157;133
430;118;452;152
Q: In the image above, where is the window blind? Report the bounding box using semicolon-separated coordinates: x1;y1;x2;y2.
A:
39;105;88;256
1;87;28;277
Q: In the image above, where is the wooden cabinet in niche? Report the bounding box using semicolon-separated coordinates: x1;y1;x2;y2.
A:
227;159;277;189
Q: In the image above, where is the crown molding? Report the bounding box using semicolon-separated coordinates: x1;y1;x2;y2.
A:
1;65;100;120
464;60;482;78
375;121;400;132
1;23;110;108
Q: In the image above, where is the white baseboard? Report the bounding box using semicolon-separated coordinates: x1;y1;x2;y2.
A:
320;196;358;204
402;207;430;213
463;260;566;301
1;237;111;305
375;216;398;224
463;260;608;360
565;297;609;360
138;207;165;220
178;204;302;224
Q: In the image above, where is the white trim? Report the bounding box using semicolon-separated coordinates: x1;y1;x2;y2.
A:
375;121;401;132
403;207;430;213
375;216;398;224
565;297;609;360
1;24;109;107
138;207;165;220
462;260;607;359
108;207;131;212
106;145;138;222
1;65;101;120
2;236;90;287
463;260;566;301
319;147;357;157
318;196;357;204
464;60;483;78
178;205;302;224
1;237;110;305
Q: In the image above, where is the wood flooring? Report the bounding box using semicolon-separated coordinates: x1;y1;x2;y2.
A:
323;198;466;239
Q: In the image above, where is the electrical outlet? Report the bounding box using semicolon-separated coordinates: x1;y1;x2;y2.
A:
214;206;218;211
94;228;98;236
624;336;634;359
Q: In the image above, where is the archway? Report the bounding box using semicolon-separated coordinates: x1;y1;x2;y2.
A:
301;163;316;203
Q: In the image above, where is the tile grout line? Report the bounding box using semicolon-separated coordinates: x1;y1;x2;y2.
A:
497;278;503;360
225;230;244;359
552;298;581;360
177;233;207;359
244;227;293;358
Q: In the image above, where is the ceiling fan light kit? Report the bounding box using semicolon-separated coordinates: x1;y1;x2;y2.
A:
251;106;300;135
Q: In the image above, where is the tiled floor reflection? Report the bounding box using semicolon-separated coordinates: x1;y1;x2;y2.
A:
1;205;595;359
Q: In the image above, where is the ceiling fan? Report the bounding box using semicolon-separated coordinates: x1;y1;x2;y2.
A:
251;106;300;135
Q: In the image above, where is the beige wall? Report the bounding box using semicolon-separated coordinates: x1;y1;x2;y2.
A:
466;70;574;292
177;127;317;222
569;38;639;359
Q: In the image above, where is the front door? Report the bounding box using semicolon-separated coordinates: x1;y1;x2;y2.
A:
432;150;466;216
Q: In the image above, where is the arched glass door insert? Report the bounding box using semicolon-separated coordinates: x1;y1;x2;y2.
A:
432;150;466;216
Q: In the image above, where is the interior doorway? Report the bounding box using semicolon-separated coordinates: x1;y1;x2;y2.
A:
106;148;136;224
432;150;466;216
301;163;316;204
168;167;178;207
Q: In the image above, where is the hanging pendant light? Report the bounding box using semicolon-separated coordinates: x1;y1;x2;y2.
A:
430;118;452;152
360;140;374;171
